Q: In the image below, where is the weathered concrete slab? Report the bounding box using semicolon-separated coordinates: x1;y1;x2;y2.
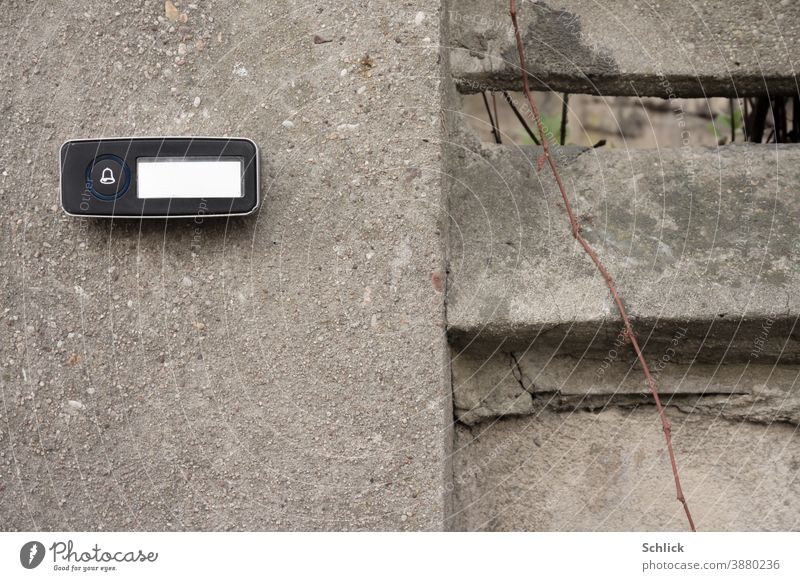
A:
447;140;800;363
0;1;451;530
452;345;800;425
451;408;800;531
449;0;800;97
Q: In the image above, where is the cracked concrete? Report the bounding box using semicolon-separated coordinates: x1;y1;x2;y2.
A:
443;131;800;531
452;345;800;426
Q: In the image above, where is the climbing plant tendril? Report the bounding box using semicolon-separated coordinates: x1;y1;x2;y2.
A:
508;0;697;532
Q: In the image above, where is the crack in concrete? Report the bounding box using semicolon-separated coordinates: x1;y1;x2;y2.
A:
508;351;533;395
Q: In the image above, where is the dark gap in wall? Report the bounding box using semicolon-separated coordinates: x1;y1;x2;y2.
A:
463;92;799;149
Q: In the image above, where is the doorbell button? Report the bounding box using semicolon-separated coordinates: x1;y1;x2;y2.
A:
86;155;130;200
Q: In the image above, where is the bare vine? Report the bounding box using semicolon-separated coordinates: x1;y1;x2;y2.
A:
508;0;696;531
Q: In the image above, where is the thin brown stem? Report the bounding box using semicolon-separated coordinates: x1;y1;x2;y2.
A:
743;98;750;141
509;0;696;532
503;90;541;145
482;91;502;144
492;92;501;140
777;97;787;143
747;97;770;143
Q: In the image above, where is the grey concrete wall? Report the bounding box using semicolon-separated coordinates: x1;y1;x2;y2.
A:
4;0;799;533
0;1;452;530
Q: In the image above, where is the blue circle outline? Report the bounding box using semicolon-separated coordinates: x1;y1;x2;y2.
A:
85;154;131;201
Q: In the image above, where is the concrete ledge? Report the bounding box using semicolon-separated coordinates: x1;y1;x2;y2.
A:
447;142;800;363
449;0;800;97
451;345;800;425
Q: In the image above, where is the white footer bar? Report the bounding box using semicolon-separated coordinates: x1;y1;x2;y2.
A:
1;532;797;580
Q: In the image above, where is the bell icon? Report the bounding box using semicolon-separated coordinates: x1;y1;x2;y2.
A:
99;167;116;185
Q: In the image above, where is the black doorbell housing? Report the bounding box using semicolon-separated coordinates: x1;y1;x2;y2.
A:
60;137;259;218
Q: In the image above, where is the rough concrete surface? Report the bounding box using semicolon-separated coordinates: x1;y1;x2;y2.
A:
449;0;800;97
452;409;800;531
447;140;800;362
1;1;452;530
